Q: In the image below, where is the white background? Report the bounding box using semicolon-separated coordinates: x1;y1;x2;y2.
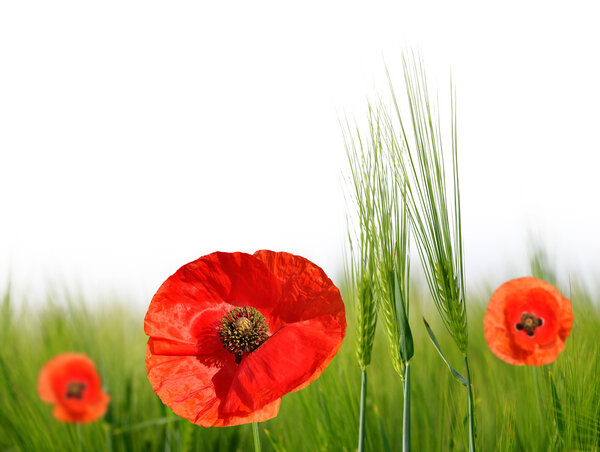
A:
1;1;599;306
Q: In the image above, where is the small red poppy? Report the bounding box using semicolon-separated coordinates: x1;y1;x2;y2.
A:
38;353;110;423
484;277;573;366
144;250;346;427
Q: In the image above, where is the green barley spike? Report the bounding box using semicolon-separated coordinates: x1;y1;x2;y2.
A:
382;52;468;353
367;109;404;375
343;119;378;371
381;51;475;451
344;95;414;452
343;114;381;452
356;258;377;370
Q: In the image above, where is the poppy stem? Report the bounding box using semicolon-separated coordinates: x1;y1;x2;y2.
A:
358;369;367;452
403;361;411;452
252;422;262;452
76;423;83;452
464;355;476;452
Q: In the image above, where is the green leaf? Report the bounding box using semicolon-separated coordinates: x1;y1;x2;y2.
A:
422;317;467;386
394;273;413;362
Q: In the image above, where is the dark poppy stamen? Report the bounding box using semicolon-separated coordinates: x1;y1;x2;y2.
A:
515;312;543;337
219;306;269;363
65;381;86;399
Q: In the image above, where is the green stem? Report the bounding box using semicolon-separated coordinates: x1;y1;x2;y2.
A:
76;423;83;452
252;422;262;452
464;355;476;452
403;362;411;452
103;422;113;452
358;369;367;452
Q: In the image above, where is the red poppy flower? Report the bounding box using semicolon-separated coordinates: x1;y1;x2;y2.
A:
38;353;110;423
144;250;346;427
484;277;573;366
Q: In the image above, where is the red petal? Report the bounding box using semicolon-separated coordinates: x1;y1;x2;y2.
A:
232;251;346;397
144;252;281;346
147;304;230;357
53;404;80;423
145;345;279;426
253;250;346;325
52;392;110;423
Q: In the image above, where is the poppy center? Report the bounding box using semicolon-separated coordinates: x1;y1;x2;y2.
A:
65;381;86;400
235;316;253;333
219;306;269;364
515;312;543;337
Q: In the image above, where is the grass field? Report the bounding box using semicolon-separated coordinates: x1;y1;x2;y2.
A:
1;266;598;452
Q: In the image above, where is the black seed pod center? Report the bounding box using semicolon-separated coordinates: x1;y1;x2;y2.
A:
219;306;269;363
515;312;543;337
65;381;86;399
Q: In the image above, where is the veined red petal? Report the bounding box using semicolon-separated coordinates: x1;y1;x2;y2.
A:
253;250;346;390
144;252;281;345
146;345;279;426
253;250;346;325
147;304;232;357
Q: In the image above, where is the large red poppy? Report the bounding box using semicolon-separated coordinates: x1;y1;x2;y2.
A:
484;277;573;366
144;250;346;427
38;353;110;423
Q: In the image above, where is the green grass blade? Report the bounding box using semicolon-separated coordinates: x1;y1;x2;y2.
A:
548;368;566;443
422;317;467;386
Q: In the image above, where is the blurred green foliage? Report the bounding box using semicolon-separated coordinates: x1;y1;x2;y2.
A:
1;271;599;451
